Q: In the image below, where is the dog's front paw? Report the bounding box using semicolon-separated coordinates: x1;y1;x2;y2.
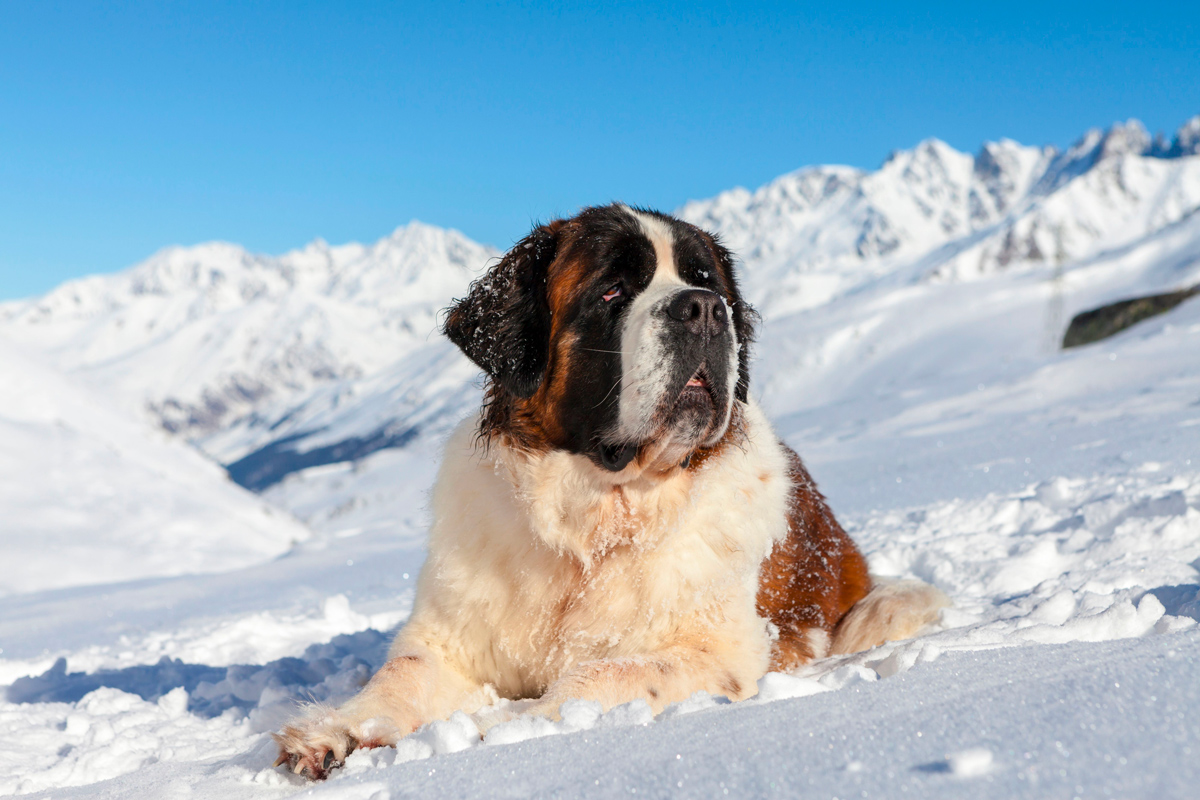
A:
272;710;358;780
272;710;405;780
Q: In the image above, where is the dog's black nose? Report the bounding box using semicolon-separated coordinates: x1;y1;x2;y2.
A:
666;289;727;337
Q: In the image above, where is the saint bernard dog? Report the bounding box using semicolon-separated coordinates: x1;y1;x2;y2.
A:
274;204;948;778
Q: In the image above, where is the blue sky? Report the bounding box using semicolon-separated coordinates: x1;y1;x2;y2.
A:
1;1;1197;300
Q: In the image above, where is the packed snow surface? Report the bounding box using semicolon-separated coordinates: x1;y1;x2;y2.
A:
1;115;1199;797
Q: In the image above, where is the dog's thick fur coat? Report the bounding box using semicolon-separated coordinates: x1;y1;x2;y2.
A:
274;205;947;779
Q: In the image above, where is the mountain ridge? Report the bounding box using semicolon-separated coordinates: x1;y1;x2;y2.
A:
2;114;1198;507
0;221;499;435
238;113;1199;508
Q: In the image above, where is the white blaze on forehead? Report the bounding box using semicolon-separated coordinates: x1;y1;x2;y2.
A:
625;207;682;285
614;207;686;441
613;206;739;447
617;277;679;441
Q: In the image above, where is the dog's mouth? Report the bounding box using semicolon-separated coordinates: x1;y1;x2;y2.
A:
679;364;714;402
597;366;721;473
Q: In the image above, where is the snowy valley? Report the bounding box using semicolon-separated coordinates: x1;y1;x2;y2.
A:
1;115;1199;798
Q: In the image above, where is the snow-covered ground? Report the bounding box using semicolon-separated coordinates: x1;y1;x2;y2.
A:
2;116;1199;797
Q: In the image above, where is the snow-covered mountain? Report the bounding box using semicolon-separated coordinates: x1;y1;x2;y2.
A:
0;223;498;437
203;114;1200;519
3;114;1200;798
0;335;310;596
2;115;1199;517
681;117;1200;317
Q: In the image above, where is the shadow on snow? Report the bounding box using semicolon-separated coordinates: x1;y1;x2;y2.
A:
6;629;392;731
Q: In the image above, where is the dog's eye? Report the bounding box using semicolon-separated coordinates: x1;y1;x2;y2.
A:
601;285;623;303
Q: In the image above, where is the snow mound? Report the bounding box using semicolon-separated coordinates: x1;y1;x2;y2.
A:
855;470;1200;647
0;686;263;796
0;337;311;595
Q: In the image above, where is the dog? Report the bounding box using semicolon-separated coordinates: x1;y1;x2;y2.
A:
273;204;947;778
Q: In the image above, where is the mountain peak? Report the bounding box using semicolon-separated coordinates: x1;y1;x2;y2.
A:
911;137;959;156
1058;119;1152;167
880;138;965;169
1053;115;1200;164
1169;114;1200;157
385;219;443;240
1099;119;1151;159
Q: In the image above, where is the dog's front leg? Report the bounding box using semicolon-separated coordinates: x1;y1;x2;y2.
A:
529;645;760;719
273;643;479;779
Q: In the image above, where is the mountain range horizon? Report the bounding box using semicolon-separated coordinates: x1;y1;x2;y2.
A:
5;112;1198;301
2;109;1198;513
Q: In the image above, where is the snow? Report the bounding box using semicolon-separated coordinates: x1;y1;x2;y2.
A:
0;223;498;437
0;337;310;596
0;687;259;796
1;115;1199;797
7;634;1198;798
944;747;994;777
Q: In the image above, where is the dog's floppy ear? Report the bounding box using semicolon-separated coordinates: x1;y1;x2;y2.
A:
729;281;759;403
443;222;561;398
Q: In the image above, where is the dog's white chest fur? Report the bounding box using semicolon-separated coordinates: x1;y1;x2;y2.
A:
409;401;791;700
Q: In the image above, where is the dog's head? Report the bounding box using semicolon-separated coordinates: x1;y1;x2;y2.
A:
443;204;756;476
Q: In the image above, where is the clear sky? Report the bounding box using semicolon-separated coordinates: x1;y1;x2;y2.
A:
1;1;1197;300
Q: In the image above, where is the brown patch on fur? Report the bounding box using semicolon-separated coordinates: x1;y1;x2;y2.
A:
535;327;580;441
468;218;576;453
756;445;872;672
475;219;611;455
478;388;552;455
544;227;595;315
719;674;743;698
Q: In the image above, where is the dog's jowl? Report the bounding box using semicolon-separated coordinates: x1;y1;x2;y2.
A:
273;203;948;779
